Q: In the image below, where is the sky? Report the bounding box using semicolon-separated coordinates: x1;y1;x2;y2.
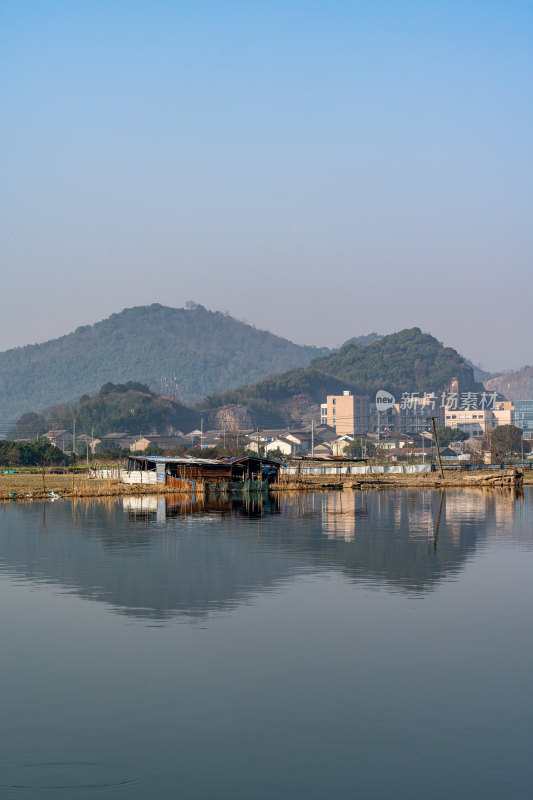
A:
1;0;532;372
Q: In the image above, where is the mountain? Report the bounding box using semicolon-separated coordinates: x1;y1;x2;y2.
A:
203;328;484;428
345;333;382;348
462;359;494;384
0;303;330;425
484;366;533;402
345;333;494;385
8;382;201;440
310;328;482;396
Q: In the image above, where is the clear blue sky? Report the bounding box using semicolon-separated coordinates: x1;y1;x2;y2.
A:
1;0;531;370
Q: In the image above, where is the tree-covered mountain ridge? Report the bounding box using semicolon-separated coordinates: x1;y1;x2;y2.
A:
8;382;200;440
202;328;486;428
7;328;488;435
0;303;330;424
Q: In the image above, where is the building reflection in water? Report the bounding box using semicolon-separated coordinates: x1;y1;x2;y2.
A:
443;488;519;542
122;492;276;523
120;488;525;548
320;492;365;541
0;487;530;622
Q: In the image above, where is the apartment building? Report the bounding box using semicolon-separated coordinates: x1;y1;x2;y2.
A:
492;401;514;427
444;409;493;437
320;391;371;435
444;401;514;438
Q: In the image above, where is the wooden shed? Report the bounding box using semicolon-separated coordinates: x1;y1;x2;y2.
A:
126;454;284;490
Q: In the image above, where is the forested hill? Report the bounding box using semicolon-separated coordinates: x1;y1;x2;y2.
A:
8;382;201;440
0;303;329;422
309;328;483;397
203;329;484;426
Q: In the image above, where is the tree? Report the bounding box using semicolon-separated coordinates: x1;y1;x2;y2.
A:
7;412;47;440
344;439;376;459
488;425;523;460
0;440;72;467
436;427;468;447
144;443;164;456
265;447;286;461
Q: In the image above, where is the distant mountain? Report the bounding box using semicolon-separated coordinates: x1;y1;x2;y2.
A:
203;328;484;427
484;366;533;402
462;358;494;384
0;303;330;425
344;333;382;348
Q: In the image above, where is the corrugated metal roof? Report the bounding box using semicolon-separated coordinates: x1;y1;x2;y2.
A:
128;454;286;467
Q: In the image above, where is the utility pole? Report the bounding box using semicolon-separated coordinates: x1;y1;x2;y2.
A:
257;426;261;458
73;417;76;457
311;419;314;457
201;418;204;449
429;416;444;479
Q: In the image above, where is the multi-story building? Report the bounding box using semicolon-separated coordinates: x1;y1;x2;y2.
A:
392;398;445;434
492;401;514;427
514;401;533;439
444;409;493;437
321;391;371;435
444;401;514;438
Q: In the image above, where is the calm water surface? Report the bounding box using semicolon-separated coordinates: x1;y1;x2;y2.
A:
0;488;532;799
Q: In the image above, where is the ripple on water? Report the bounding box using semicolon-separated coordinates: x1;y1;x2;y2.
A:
0;762;145;793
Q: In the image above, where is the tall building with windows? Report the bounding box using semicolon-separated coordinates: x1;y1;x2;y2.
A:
320;391;371;435
444;401;514;438
514;401;533;439
444;408;493;437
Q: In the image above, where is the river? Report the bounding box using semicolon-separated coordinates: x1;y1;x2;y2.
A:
0;488;532;798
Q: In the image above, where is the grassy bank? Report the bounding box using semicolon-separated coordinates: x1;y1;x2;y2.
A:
1;469;530;502
0;473;182;501
272;469;532;490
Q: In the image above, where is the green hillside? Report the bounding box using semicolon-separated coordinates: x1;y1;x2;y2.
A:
8;382;201;439
203;369;362;427
310;328;481;397
203;328;483;423
0;303;329;425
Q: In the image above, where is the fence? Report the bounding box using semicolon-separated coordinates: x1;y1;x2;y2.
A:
280;464;431;476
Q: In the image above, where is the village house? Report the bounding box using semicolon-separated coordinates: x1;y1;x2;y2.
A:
42;429;71;450
313;441;333;456
284;432;313;455
130;435;187;452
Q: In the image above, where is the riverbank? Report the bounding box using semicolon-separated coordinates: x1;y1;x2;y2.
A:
0;474;183;501
272;469;531;490
1;468;530;501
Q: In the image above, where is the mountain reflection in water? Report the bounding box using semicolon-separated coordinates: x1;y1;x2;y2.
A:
0;488;530;622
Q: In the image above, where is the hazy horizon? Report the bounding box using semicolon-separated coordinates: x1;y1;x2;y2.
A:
2;1;531;372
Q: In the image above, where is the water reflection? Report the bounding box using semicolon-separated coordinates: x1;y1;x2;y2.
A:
0;488;531;622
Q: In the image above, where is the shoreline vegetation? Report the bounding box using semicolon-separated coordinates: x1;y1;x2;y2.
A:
0;469;530;501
